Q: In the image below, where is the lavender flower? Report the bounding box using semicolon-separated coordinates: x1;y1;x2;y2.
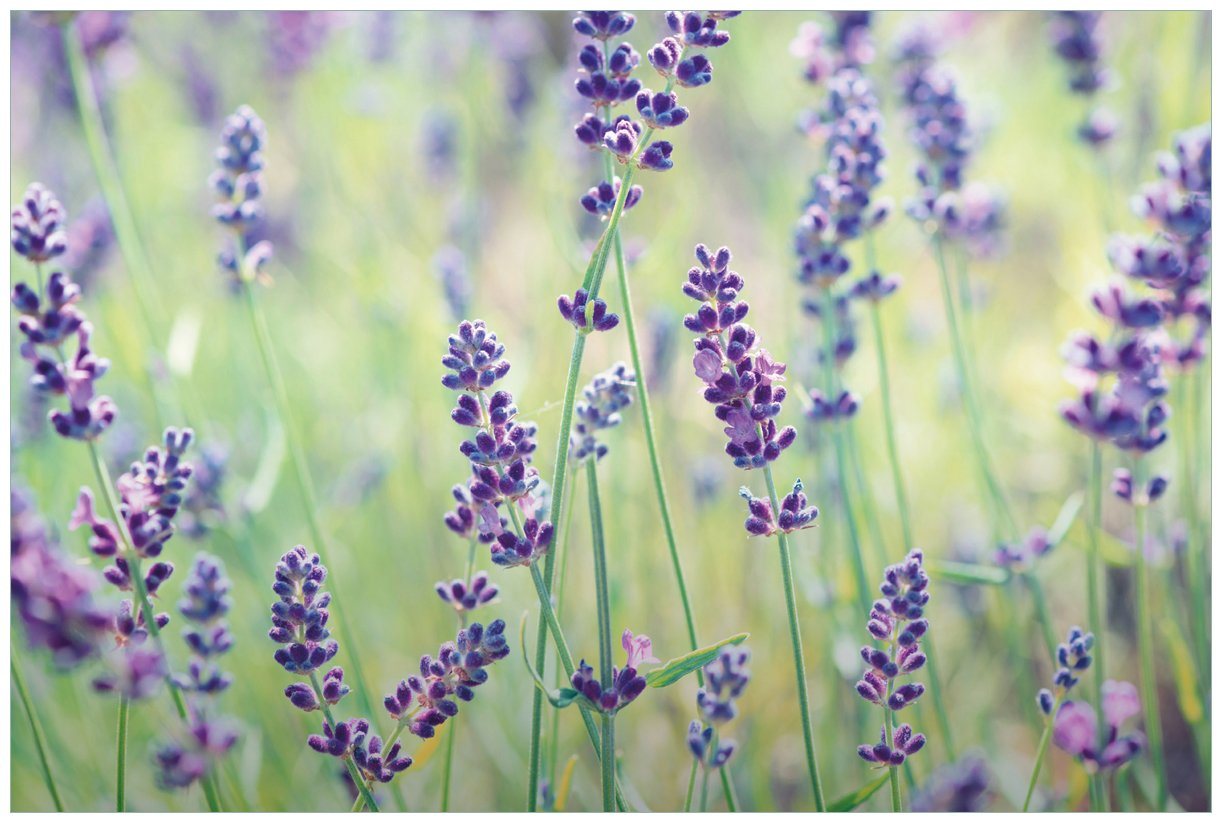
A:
1036;626;1094;715
1052;680;1144;771
994;527;1052;572
581;177;643;217
689;646;750;769
268;545;339;675
11;186;117;442
211;106;274;286
570;629;656;714
433;245;471;322
154;719;239;790
385;619;509;738
856;549;929;765
570;361;635;462
435;571;499;616
11;487;110;668
179;444;228;540
1049;12;1111;96
558;287;621;333
442;320;553;569
92;645;168;700
683;244;798;470
910;754;992;812
739;480;818;537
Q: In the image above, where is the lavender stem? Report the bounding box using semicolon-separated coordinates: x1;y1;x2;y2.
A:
308;669;380;813
763;465;826;811
1132;457;1168;810
12;655;63;811
1022;693;1064;811
115;696;129;812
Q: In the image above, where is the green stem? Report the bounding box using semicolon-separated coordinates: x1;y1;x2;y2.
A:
763;465;825;811
1086;443;1109;811
116;696;129;812
238;276;376;723
699;763;711;813
440;717;456;811
1022;695;1063;812
719;767;739;812
546;469;579;801
684;761;698;812
309;670;380;813
1132;458;1168;810
1024;572;1059;660
11;656;64;811
867;302;912;548
587;460;616;813
931;239;1015;539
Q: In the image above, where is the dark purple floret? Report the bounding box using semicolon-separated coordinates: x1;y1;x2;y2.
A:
268;544;339;675
851;270;901;302
1036;625;1095;715
857;723;926;766
688;720;736;768
581;177;643;217
558;288;620;333
435;571;499;615
173;553;234;697
11;488;110;668
603;117;642;160
910;755;992;812
573;11;636;40
571;629;656;715
575;44;642;107
386;620;509;738
154;718;239;791
636;89;689;129
739;480;818;538
1049;12;1110;96
441;319;511;394
637;140;674;171
665;11;731;48
210;105;267;231
10;182;68;262
808;388;859;422
696;647;750;725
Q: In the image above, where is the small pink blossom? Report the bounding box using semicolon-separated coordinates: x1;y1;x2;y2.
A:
622;629;659;669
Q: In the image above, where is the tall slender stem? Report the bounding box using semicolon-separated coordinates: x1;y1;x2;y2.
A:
867;302;913;548
763;465;825;811
440;718;456;811
1132;457;1167;810
115;696;129;812
1085;442;1109;810
12;656;64;812
587;460;617;812
684;761;698;812
1022;695;1063;812
545;469;579;802
238;276;376;723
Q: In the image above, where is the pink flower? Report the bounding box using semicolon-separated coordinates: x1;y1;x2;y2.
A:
1102;680;1141;729
692;348;722;383
1053;701;1097;758
622;629;659;669
723;406;756;448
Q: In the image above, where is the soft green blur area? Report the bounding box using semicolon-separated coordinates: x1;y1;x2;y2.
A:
9;11;1211;813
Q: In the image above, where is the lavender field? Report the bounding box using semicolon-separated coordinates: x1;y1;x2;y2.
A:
8;10;1213;814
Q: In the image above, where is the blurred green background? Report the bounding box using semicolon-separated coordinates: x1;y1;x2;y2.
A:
9;10;1212;812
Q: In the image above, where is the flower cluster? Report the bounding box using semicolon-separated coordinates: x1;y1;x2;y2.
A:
1061;127;1210;460
269;545;338;675
562;10;739;331
1036;626;1094;715
894;32;1004;255
180;444;228;539
910;755;992;812
11;487;110;669
739;480;818;537
11;184;117;441
155;555;238;790
688;646;750;769
442;320;553;569
1048;12;1117;147
1053;679;1144;772
571;629;656;715
856;549;929;767
790;12;874;85
435;572;499;616
994;527;1052;572
683;244;798;470
385;619;509;738
309;717;413;785
211;105;274;287
570;361;635;462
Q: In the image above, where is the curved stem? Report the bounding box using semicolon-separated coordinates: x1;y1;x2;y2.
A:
238;276;377;723
11;656;64;811
1132;458;1168;810
1022;696;1063;812
763;465;826;811
587;460;616;812
116;696;129;812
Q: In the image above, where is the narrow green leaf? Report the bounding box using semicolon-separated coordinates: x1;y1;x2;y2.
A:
829;773;890;812
644;632;749;689
927;559;1010;586
1046;490;1085;549
518;614;581;709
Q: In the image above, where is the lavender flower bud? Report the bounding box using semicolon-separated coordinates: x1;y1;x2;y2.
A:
268;545;339;674
11;183;68;262
570;362;635;462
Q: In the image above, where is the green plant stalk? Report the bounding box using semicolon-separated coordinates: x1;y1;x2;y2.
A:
12;656;64;811
1085;443;1109;811
883;696;900;812
845;420;889;577
818;283;871;614
1022;694;1064;812
545;469;579;801
86;440;223;813
719;767;739;812
1023;573;1058;660
527;116;654;809
440;532;481;813
1132;458;1168;811
931;239;1015;540
1178;372;1209;697
238;276;377;724
684;761;698;812
763;465;826;811
867;302;913;548
309;670;380;813
60;21;187;426
116;696;129;812
699;763;712;813
587;461;616;812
